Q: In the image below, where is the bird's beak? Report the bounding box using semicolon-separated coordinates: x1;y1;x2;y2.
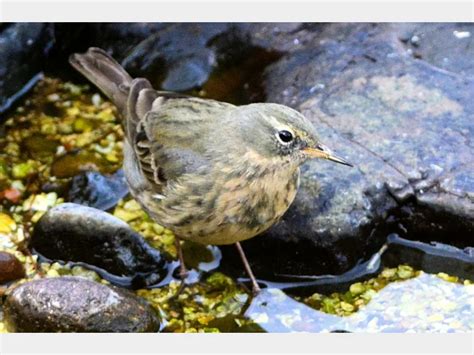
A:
302;144;353;167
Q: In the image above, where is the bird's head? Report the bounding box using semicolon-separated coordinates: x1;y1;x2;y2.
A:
234;103;352;168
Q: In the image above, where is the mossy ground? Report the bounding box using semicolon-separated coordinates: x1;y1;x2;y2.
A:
0;78;471;333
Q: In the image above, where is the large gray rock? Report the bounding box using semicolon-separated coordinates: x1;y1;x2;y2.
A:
0;23;54;115
235;23;474;276
3;277;160;332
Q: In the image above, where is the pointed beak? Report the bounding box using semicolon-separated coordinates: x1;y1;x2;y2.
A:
302;144;353;167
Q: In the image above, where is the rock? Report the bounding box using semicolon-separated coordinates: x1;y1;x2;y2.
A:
121;23;229;91
0;23;54;115
397;23;474;77
224;23;474;278
0;252;25;283
67;169;129;211
3;277;160;332
55;23;282;97
31;203;171;288
382;234;474;281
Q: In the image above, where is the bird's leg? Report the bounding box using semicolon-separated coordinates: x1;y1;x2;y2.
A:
173;237;189;297
174;236;188;280
235;242;261;294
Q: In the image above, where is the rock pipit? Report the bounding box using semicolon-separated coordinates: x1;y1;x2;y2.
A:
70;47;351;294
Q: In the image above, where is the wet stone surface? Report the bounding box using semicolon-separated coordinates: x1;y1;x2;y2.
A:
32;203;171;288
0;23;54;115
3;276;161;332
68;169;129;211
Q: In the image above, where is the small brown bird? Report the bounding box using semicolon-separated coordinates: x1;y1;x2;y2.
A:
70;47;351;293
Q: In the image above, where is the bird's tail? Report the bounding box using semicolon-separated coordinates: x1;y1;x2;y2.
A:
69;47;132;114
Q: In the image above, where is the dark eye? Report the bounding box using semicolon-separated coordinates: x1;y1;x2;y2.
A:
278;130;294;143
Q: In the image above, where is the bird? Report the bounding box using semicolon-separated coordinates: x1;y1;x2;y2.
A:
69;47;352;294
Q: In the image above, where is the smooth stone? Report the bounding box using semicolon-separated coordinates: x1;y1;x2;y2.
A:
31;203;171;288
0;251;25;283
3;276;160;332
0;23;54;115
67;169;129;211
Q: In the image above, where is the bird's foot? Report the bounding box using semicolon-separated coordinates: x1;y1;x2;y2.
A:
251;281;262;295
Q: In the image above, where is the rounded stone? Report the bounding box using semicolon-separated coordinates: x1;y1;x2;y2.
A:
0;251;25;283
3;276;160;332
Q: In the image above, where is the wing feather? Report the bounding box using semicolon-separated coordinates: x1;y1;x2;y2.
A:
124;81;234;195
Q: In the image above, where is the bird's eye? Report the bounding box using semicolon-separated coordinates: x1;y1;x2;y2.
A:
277;130;294;144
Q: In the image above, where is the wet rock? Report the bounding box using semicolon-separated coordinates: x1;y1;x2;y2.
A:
3;276;160;332
55;23;281;97
0;251;25;283
382;234;474;280
229;23;474;277
0;23;54;115
121;23;229;91
31;203;171;288
44;24;168;78
68;169;129;211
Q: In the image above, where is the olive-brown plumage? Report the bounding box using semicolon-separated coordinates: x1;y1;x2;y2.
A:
70;47;351;292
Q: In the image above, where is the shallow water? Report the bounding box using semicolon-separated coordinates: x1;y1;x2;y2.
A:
246;273;473;332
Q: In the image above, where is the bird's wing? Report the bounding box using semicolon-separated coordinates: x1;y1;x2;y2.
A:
125;79;234;194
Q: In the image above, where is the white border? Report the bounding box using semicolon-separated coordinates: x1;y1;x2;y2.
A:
0;0;473;21
0;333;473;354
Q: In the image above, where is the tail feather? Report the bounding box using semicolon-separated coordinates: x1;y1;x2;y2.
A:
69;47;132;114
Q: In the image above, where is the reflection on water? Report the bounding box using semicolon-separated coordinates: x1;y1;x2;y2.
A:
245;288;341;332
245;273;474;333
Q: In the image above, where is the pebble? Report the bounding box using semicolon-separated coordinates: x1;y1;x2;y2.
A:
0;251;25;283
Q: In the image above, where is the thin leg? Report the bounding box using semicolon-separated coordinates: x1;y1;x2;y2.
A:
163;237;189;301
175;236;188;279
235;242;261;294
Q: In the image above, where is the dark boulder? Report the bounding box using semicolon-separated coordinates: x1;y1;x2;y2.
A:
31;203;172;288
